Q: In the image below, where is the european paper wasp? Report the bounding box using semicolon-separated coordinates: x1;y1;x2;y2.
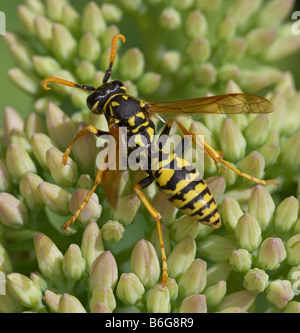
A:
43;34;277;285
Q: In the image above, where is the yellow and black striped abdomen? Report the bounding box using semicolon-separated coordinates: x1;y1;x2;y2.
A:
153;153;221;228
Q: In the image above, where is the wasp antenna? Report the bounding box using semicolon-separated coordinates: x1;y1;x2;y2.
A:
103;34;126;83
42;77;95;91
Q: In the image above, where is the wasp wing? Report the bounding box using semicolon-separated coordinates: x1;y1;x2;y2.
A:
101;124;127;210
147;93;274;117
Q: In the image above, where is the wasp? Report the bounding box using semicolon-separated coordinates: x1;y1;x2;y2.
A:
43;34;277;285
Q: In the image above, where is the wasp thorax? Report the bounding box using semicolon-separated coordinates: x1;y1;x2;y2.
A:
86;80;126;114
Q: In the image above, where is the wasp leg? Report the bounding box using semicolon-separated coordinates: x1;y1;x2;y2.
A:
133;175;168;285
62;125;109;165
169;118;278;187
62;168;104;231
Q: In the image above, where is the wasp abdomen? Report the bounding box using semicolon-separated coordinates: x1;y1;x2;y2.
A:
154;154;221;228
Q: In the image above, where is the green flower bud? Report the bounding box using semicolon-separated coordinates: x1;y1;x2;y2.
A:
160;8;181;30
258;142;280;168
34;15;52;48
147;283;170;313
46;0;68;21
249;185;275;230
79;33;101;62
186;38;211;63
76;174;93;190
206;176;226;203
179;294;207;313
274;196;299;233
82;2;106;37
239;151;265;182
281;132;300;170
294;218;300;235
58;293;86;313
258;0;295;27
4;106;24;145
138;72;161;95
17;5;37;35
167;236;196;279
217;17;236;41
161;51;181;73
220;118;246;162
184;10;207;39
89;251;118;292
265;280;294;309
32;55;60;77
152;191;177;226
116;273;145;306
24;112;46;139
130;239;160;288
166;278;178;302
243;268;269;294
195;0;221;12
63;244;86;281
26;0;45;15
0;287;23;313
30;272;47;293
20;173;44;211
198;235;236;262
8;42;33;72
90;286;116;312
0;159;12;193
34;233;64;281
43;289;60;313
37;182;70;216
91;302;111;313
101;220;125;243
225;38;246;61
246;28;277;56
286;234;300;266
51;23;77;63
9;129;32;154
283;301;300;313
227;0;261;27
69;189;101;225
235;213;262;252
204;280;226;307
216;289;256;313
0;193;28;228
245;115;269;149
81;221;104;271
178;259;207;298
46;147;78;187
101;4;122;23
46;102;76;151
267;92;286;133
206;262;232;287
76;61;96;84
171;216;200;242
283;92;300;136
6;143;37;182
31;133;56;170
0;244;12;273
62;4;81;37
7;273;42;308
257;237;286;271
120;48;145;80
112;194;140;226
221;197;243;232
193;63;217;87
229;249;252;272
219;64;240;83
218;163;238;186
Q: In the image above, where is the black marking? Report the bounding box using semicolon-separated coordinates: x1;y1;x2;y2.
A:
196;207;220;221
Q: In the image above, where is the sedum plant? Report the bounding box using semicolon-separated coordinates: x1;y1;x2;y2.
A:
1;0;300;313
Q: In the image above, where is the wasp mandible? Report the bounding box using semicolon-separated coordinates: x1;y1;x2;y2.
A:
43;34;277;285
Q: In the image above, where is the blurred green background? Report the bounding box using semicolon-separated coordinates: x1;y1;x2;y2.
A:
1;1;300;126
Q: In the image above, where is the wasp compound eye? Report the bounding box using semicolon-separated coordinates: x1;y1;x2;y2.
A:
87;92;105;114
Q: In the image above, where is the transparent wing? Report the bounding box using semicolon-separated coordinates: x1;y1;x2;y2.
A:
147;93;274;117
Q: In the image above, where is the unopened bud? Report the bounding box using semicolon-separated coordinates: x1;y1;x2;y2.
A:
266;280;294;309
257;237;286;271
147;283;170;313
243;268;269;294
229;249;252;272
179;294;207;313
116;273;145;306
58;293;86;313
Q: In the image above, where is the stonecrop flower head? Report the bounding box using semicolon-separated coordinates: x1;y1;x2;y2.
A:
1;0;300;313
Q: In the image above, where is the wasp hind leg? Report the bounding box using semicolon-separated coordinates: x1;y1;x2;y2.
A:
62;125;109;164
133;175;168;285
169;118;278;187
